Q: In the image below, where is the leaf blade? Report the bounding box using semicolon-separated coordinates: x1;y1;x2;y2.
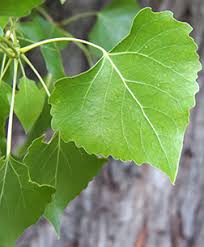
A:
0;0;44;17
89;0;140;55
50;8;201;183
24;134;105;234
14;77;45;132
0;17;9;29
0;157;54;247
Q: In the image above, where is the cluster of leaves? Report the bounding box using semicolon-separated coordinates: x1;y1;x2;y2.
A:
0;0;201;246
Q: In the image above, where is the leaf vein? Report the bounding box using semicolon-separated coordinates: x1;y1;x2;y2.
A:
104;54;172;172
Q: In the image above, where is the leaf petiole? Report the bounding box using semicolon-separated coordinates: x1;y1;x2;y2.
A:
21;54;51;97
20;37;106;56
0;54;7;78
0;58;12;80
18;58;26;77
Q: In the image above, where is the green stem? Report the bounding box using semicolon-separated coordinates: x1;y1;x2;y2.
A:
61;11;98;26
1;54;7;77
20;37;106;55
7;59;18;156
21;54;51;97
0;58;12;80
19;59;26;77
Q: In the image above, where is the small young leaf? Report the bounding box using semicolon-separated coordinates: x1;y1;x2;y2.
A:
89;0;140;55
0;157;54;247
24;134;105;234
50;8;201;183
0;0;44;17
14;77;45;133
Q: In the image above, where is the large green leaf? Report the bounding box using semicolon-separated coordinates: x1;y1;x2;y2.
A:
14;77;45;133
24;134;105;234
0;0;44;17
0;157;54;247
50;8;201;183
89;0;140;55
18;16;65;80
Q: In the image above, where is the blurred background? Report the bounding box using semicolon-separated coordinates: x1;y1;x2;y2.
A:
16;0;204;246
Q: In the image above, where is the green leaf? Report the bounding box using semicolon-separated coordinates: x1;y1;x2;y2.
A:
17;16;65;80
0;81;11;137
0;138;6;157
18;98;52;156
0;17;8;28
89;0;140;55
0;156;54;247
50;8;201;183
0;17;8;33
41;45;65;81
0;0;44;17
24;134;105;234
14;77;45;133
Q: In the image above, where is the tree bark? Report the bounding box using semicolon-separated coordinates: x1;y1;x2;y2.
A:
17;0;204;246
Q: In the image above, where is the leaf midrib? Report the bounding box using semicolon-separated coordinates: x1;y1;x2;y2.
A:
103;52;172;175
